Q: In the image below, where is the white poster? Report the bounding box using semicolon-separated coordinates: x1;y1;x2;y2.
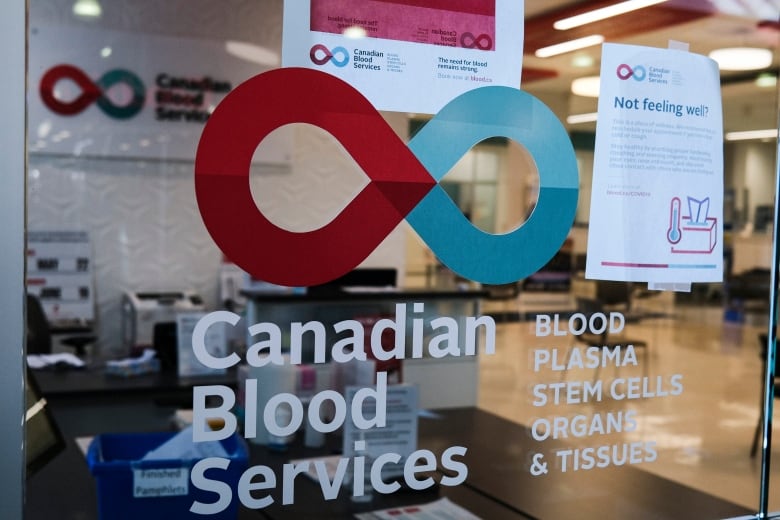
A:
586;43;723;284
281;0;523;114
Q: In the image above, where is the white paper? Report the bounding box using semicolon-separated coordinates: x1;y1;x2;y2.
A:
586;43;723;284
135;427;227;497
282;0;523;114
176;312;228;377
26;352;85;369
142;426;228;461
289;454;344;482
132;467;189;498
343;384;418;478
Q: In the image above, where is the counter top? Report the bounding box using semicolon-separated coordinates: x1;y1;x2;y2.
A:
26;405;753;520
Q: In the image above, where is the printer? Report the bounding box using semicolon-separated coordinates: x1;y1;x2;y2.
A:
121;291;205;354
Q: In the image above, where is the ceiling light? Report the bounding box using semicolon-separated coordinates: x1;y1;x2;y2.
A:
225;41;280;67
571;76;601;97
535;35;605;59
572;54;595;68
37;121;52;139
343;26;367;39
725;129;778;141
72;0;102;18
554;0;668;30
755;73;777;88
709;47;772;71
567;112;598;124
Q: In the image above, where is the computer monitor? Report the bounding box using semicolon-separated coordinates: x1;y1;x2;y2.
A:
308;268;398;294
25;367;65;477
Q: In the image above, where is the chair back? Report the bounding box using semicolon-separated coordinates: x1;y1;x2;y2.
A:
26;294;52;355
596;281;632;308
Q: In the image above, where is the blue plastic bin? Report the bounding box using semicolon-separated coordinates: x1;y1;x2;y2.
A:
87;431;248;520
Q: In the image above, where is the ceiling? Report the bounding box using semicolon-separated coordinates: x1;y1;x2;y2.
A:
34;0;780;133
520;0;780;133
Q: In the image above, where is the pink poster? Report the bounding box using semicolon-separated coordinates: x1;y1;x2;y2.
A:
310;0;496;51
282;0;523;114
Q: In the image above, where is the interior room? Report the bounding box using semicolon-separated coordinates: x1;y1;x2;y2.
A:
13;0;780;518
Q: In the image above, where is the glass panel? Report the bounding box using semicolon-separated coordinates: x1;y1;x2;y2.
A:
22;1;780;519
445;153;476;182
473;146;500;182
472;183;498;233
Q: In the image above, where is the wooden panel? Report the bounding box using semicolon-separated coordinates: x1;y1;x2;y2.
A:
522;66;559;82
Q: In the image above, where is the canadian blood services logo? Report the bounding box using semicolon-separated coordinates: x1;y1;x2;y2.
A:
616;63;646;81
309;44;350;67
40;64;146;119
459;32;493;50
194;67;578;287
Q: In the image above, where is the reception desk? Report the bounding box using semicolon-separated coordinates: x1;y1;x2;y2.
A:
26;288;753;519
26;387;750;520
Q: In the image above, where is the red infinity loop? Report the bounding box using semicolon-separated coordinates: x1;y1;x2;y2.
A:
617;64;634;80
460;32;493;50
309;44;334;65
194;67;436;287
39;64;101;115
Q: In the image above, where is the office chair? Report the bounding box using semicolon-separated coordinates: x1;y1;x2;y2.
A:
567;297;649;381
152;321;178;372
596;280;634;312
26;294;96;356
750;334;779;457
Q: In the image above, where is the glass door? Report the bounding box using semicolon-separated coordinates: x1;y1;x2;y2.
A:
16;2;780;519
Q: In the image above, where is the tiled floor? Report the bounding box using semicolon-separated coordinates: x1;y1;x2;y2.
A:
478;293;777;514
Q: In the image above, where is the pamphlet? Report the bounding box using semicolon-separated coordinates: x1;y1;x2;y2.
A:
343;384;418;471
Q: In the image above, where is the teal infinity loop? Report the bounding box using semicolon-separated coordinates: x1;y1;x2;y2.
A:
95;69;146;119
407;86;579;284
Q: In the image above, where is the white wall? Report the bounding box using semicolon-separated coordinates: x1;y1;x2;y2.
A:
28;156;222;356
727;140;777;225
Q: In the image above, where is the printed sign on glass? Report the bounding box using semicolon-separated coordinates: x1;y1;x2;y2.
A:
586;43;724;284
281;0;524;114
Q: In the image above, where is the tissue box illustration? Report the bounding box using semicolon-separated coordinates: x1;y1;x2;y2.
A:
672;216;717;254
668;196;717;254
